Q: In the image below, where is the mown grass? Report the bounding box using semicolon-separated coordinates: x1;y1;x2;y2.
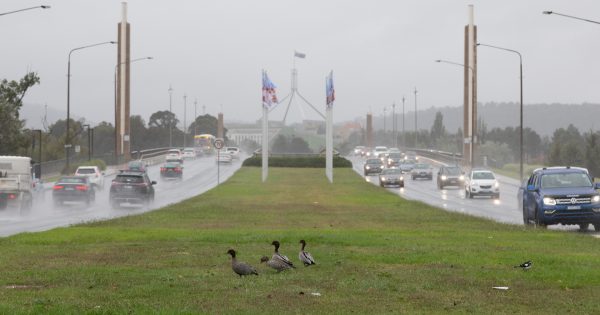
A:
0;167;599;314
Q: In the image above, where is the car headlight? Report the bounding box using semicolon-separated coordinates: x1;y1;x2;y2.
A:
366;165;370;169
494;181;500;188
441;175;447;181
381;177;386;181
400;176;404;180
592;195;600;203
459;175;465;181
543;197;556;206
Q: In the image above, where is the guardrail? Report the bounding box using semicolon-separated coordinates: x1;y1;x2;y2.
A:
411;148;463;165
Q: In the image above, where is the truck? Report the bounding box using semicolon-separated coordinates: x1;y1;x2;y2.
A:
518;166;600;231
0;156;34;212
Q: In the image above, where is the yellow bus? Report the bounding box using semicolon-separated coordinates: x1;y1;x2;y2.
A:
194;134;216;154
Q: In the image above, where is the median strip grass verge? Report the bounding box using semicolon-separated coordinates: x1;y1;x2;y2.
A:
0;168;599;313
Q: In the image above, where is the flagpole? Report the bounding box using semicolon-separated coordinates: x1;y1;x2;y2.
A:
326;71;334;183
262;105;268;182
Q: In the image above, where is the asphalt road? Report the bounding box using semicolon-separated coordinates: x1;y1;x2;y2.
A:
0;155;244;237
350;155;600;237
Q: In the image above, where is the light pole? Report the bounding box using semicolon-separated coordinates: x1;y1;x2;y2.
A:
194;98;198;137
168;85;173;148
32;129;42;179
113;56;153;161
402;96;406;148
183;94;187;147
66;41;116;172
83;124;91;161
414;87;418;147
392;102;397;148
477;43;524;181
383;106;387;134
0;5;50;17
435;59;476;167
543;11;600;25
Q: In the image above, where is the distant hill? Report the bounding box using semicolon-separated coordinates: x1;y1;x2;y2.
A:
368;102;600;137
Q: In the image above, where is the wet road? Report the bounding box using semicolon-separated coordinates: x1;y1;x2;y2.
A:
350;155;599;236
0;155;244;237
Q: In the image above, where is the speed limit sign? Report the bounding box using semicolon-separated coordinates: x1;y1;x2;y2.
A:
214;138;224;150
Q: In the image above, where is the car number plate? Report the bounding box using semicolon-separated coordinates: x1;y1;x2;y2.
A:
567;206;581;210
125;185;133;189
65;187;73;191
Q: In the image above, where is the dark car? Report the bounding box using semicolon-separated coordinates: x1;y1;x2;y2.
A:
127;160;147;173
386;152;403;168
364;158;384;176
437;165;465;189
109;171;156;208
52;176;95;206
399;159;416;173
160;162;183;180
379;168;404;188
519;166;600;230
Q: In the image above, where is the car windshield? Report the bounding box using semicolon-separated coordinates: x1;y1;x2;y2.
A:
472;172;495;180
76;168;95;174
402;160;416;164
366;159;382;165
382;169;402;175
128;161;143;167
388;153;402;159
541;173;592;189
414;164;429;169
165;163;180;168
115;175;144;184
446;167;462;175
58;177;86;184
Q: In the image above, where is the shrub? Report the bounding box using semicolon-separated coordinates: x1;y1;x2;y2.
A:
242;156;352;168
62;159;107;174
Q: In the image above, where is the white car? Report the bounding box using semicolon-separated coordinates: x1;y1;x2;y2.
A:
464;169;500;199
166;149;183;163
182;148;196;160
216;151;232;164
74;166;105;190
225;147;240;160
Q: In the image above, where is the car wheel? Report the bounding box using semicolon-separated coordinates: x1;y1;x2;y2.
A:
578;223;589;232
523;206;532;225
593;223;600;232
534;206;547;229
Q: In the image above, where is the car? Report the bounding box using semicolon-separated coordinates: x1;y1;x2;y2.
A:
109;171;156;208
127;160;147;173
182;148;196;160
437;165;465;189
52;176;95;206
166;149;183;163
411;163;433;180
353;146;366;156
74;166;105;190
364;158;384;176
374;146;389;159
216;151;233;164
405;151;418;161
399;159;416;173
386;152;403;168
160;161;183;180
464;168;500;199
519;166;600;230
225;147;241;160
379;168;404;188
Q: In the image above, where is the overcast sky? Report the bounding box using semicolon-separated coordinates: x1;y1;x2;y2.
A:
4;0;600;127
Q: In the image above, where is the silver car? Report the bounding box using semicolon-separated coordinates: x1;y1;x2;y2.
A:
379;168;404;188
411;163;433;180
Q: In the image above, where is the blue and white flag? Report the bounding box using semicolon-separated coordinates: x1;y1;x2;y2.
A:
262;70;278;109
326;71;335;108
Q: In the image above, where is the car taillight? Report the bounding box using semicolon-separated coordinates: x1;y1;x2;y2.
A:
160;167;166;172
53;185;64;190
8;194;16;200
75;185;88;191
175;167;181;172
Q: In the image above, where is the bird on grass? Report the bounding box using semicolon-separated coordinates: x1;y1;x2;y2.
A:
299;240;316;266
227;249;258;277
514;260;532;270
270;240;295;269
261;255;294;272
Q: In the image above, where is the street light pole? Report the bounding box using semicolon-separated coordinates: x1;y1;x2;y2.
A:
168;85;173;148
414;87;418;147
66;41;116;172
392;102;397;148
0;5;50;17
402;96;406;148
32;129;42;178
83;124;91;161
543;11;600;25
477;43;524;180
383;106;387;134
183;94;187;147
194;98;198;137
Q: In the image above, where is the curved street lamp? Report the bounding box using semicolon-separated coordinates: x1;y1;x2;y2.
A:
543;11;600;25
0;5;50;17
477;43;524;181
66;41;116;171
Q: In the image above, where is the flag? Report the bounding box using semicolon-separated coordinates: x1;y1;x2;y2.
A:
262;70;278;109
326;71;335;108
294;51;306;59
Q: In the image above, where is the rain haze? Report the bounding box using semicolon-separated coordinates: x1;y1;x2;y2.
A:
4;0;600;126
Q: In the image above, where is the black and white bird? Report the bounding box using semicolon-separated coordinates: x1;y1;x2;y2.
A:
514;260;532;270
298;240;316;266
271;240;295;269
227;249;258;277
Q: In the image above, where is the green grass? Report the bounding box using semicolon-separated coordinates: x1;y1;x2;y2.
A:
1;168;600;314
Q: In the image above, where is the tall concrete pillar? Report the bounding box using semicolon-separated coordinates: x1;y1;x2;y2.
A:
217;113;224;139
463;5;477;168
116;2;131;160
366;113;373;148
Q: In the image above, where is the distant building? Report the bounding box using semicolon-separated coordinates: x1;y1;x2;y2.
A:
226;122;281;145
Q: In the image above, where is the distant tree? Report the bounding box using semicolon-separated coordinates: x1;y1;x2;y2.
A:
0;72;40;155
148;110;178;129
240;138;259;153
430;111;446;145
92;122;115;156
188;114;227;139
130;115;147;151
289;136;312;153
585;131;600;178
271;134;288;153
548;124;584;166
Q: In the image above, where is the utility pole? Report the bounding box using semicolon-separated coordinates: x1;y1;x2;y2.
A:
183;94;187;147
194;98;198;136
402;96;406;147
383;107;387;134
168;85;173;148
392;102;397;148
414;87;418;147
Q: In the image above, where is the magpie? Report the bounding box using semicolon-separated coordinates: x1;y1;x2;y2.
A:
514;260;532;270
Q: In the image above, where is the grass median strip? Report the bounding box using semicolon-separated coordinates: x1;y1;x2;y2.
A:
0;167;599;313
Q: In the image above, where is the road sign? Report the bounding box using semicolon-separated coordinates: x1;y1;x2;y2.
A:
214;138;224;150
75;145;81;153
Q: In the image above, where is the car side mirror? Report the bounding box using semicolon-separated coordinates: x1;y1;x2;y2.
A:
594;182;600;190
527;184;537;192
151;181;157;185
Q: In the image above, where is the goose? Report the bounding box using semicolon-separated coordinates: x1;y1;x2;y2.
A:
261;255;293;272
227;249;258;277
298;240;316;266
271;240;295;268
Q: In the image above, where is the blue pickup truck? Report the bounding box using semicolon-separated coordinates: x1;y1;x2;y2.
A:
518;166;600;230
